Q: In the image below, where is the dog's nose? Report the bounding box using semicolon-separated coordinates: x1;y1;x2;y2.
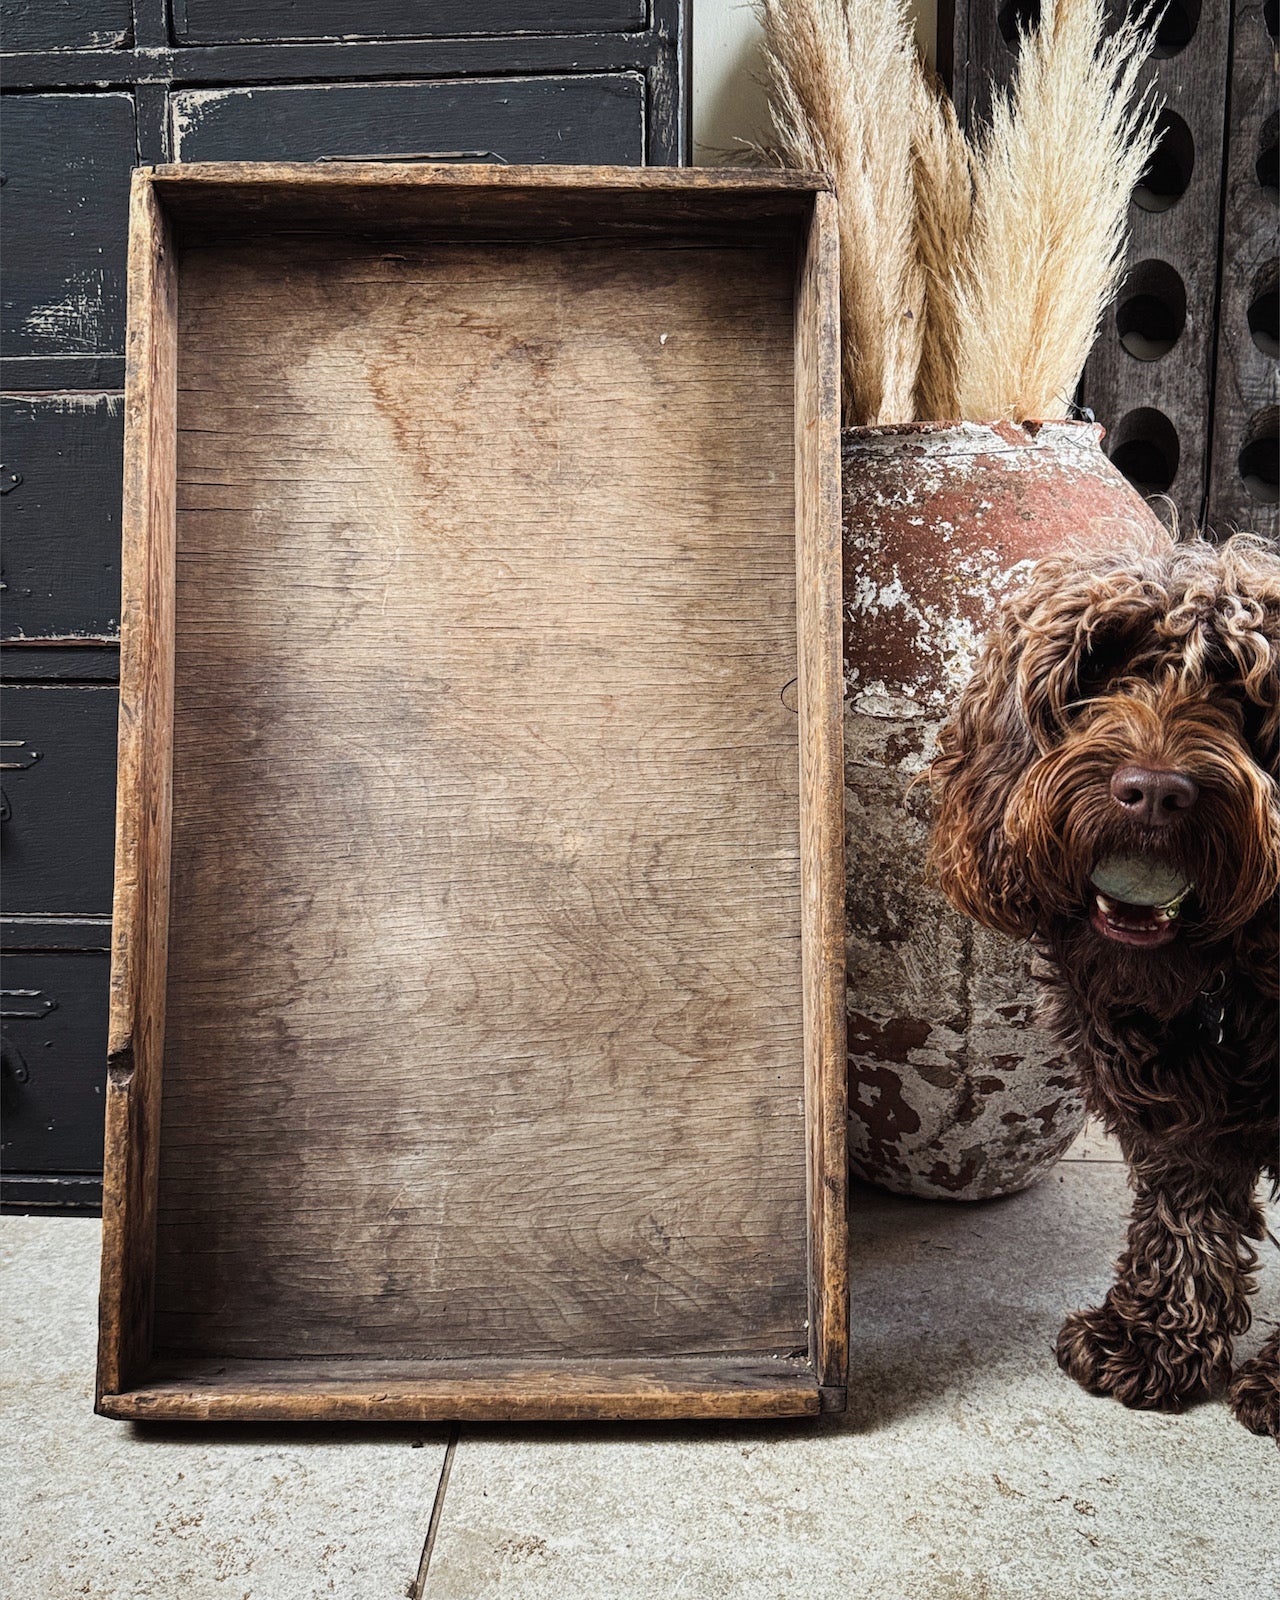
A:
1110;765;1199;826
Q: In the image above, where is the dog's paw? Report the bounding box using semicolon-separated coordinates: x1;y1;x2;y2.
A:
1056;1299;1231;1411
1228;1342;1279;1443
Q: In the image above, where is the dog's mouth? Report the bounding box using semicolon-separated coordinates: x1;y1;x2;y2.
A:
1088;855;1194;949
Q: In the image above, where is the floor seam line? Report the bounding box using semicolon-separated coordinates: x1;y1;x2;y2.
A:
408;1424;459;1600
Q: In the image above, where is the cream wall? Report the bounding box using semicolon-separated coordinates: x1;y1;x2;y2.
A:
692;0;938;165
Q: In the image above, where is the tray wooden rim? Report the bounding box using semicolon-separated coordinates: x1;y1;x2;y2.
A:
97;162;847;1423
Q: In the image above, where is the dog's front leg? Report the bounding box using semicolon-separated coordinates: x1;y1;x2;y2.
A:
1228;1328;1279;1441
1056;1155;1263;1412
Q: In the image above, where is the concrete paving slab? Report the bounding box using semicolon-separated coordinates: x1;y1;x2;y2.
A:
1062;1117;1123;1162
424;1165;1280;1600
1;1216;449;1600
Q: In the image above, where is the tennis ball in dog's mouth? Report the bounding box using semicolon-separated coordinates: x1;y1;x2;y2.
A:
1089;855;1191;909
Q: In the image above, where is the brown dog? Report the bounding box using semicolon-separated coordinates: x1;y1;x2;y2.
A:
928;530;1279;1439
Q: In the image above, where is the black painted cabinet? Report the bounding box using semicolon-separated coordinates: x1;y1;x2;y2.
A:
0;0;688;1210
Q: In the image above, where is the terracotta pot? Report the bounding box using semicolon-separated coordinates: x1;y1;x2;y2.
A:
842;420;1164;1200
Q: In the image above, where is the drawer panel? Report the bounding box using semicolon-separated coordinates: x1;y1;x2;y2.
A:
171;75;646;164
1;394;123;642
1;950;108;1176
173;0;646;43
1;685;118;915
0;93;136;371
0;0;131;51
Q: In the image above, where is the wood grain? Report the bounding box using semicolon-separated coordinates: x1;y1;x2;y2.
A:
1205;0;1278;538
98;166;846;1420
148;163;825;250
97;1355;822;1422
154;233;808;1363
793;190;848;1393
97;173;177;1403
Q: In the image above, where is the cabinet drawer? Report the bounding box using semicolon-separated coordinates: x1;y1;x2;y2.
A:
0;93;136;378
1;950;108;1176
173;0;646;44
1;685;117;915
1;395;123;642
171;75;645;164
0;0;130;52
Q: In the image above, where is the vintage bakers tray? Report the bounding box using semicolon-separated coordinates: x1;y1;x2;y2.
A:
97;164;846;1422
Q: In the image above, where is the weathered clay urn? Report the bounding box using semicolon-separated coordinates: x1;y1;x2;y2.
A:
842;419;1165;1200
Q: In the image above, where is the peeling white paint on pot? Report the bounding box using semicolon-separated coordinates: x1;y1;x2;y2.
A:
842;421;1166;1200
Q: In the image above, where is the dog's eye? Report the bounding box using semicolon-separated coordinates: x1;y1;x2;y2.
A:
1075;634;1134;700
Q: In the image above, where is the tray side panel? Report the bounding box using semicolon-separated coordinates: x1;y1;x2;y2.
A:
98;1355;822;1423
154;234;810;1364
98;175;178;1401
794;190;848;1403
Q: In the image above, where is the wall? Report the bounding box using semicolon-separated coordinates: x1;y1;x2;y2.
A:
693;0;938;165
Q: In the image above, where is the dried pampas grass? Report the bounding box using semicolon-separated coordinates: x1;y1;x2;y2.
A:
953;0;1162;420
758;0;1161;424
910;59;973;422
758;0;924;425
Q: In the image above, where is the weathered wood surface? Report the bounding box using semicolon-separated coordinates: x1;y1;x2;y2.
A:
97;166;846;1419
153;234;808;1362
3;3;689;165
98;1356;822;1422
170;76;646;166
0;0;131;53
1081;3;1231;527
1206;0;1278;538
149;162;825;246
97;175;178;1401
0;94;136;377
794;190;848;1394
0;394;124;643
173;0;646;43
0;684;118;914
0;949;111;1177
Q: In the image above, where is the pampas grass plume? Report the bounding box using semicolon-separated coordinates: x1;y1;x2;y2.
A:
758;0;925;425
953;0;1162;421
759;0;1161;423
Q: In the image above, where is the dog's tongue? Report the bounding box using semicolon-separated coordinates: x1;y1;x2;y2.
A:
1089;855;1190;908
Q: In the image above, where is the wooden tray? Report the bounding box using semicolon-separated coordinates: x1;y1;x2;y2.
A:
97;164;846;1422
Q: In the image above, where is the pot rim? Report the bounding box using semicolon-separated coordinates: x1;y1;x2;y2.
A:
840;418;1105;447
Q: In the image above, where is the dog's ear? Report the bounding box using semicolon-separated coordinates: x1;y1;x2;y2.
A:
925;552;1139;937
1211;539;1280;778
927;604;1040;938
1008;552;1166;746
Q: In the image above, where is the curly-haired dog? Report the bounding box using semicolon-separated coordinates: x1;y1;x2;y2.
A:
928;529;1279;1439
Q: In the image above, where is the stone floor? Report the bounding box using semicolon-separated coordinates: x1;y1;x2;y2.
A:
3;1126;1277;1600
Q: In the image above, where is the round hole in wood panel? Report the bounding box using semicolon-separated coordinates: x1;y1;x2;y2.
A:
1249;261;1279;358
1134;112;1195;212
998;0;1040;48
1152;0;1201;56
1258;112;1278;198
1116;260;1187;360
1108;408;1181;497
1238;408;1279;505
